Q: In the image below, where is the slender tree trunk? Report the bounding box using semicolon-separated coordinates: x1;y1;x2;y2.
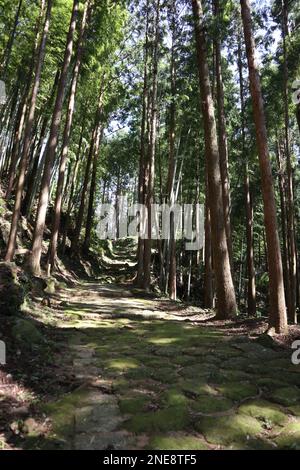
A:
204;176;214;308
136;0;150;287
21;69;60;217
71;82;104;254
29;0;79;275
245;167;256;315
282;0;297;324
48;1;90;271
83;126;104;253
5;94;28;199
5;0;52;262
61;128;84;254
240;0;287;333
192;0;237;319
167;0;177;300
276;138;292;316
143;0;160;290
213;0;233;265
237;30;256;316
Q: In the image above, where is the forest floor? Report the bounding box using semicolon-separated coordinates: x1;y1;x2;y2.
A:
1;241;300;450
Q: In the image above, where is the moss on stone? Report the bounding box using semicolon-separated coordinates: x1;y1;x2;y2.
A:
269;387;300;406
216;382;258;401
238;399;288;427
161;389;189;408
275;421;300;449
119;395;152;414
180;380;218;397
190;396;234;414
288;405;300;417
105;357;141;371
150;367;178;384
125;406;190;433
42;389;88;442
12;318;44;348
149;433;210;450
195;414;263;446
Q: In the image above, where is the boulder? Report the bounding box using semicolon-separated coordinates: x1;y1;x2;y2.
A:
0;262;25;315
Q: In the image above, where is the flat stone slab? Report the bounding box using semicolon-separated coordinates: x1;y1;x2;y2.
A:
74;431;131;450
75;403;124;433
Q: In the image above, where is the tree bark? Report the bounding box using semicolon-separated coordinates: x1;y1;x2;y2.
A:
192;0;237;319
48;0;90;271
240;0;287;333
83;125;104;253
167;0;177;300
142;0;160;290
213;0;233;265
237;29;256;316
29;0;79;275
282;0;297;324
5;0;52;262
136;0;150;288
71;82;105;254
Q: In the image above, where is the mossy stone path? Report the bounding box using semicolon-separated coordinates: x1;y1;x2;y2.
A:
31;278;300;451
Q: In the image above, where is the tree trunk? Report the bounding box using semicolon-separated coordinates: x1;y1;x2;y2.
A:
282;0;297;324
136;0;150;288
237;29;256;316
48;0;90;271
29;0;79;275
213;0;233;265
240;0;287;333
167;0;177;300
191;0;237;319
204;177;214;308
61;127;84;254
5;0;52;263
276;138;292;317
142;0;160;290
5;94;28;199
83;125;104;253
21;69;60;217
71;82;105;254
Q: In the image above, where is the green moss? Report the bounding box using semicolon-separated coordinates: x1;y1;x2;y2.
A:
150;367;178;384
216;382;258;401
256;377;287;390
190;396;234;414
125;406;190;433
149;433;209;450
42;389;88;441
179;364;218;379
105;358;141;370
12;318;44;348
275;421;300;449
238;400;288;427
195;414;263;446
161;389;189;408
119;395;152;414
125;367;153;380
269;387;300;406
180;380;218;397
288;405;300;417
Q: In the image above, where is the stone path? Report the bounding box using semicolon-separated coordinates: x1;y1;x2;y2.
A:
38;280;300;451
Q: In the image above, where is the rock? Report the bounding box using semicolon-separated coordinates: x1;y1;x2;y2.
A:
149;433;210;450
195;414;263;446
11;318;44;348
0;262;25;315
22;418;45;437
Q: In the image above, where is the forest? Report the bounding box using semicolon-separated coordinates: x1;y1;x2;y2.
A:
0;0;300;453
